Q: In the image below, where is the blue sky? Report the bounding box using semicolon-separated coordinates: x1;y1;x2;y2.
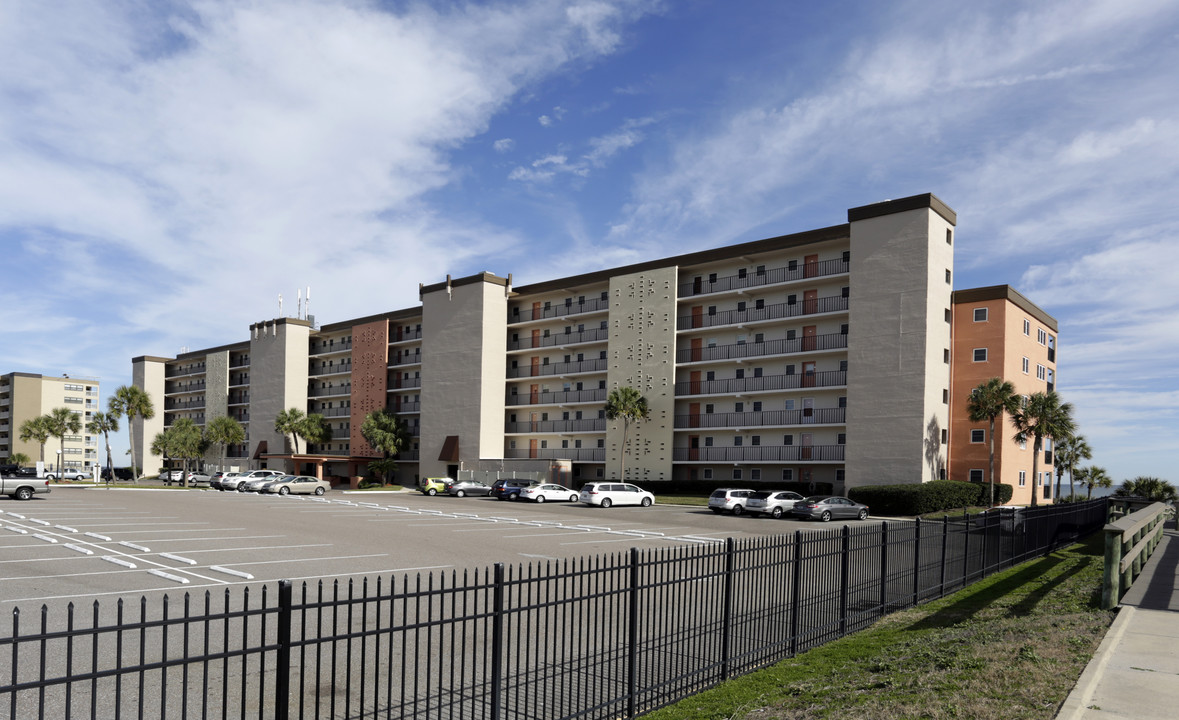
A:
1;0;1176;482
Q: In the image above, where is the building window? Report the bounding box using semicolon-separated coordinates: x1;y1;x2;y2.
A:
707;306;716;316
782;469;794;481
943;389;949;404
751;435;761;446
751;469;761;481
784;399;795;410
841;286;849;298
1037;328;1047;345
703;468;713;480
1022;357;1030;374
945;269;952;284
946;229;953;245
945;308;952;323
973;308;988;322
783;435;793;446
753;367;763;378
1023;319;1031;335
969;469;984;483
837;433;846;445
842;250;850;263
752;401;762;412
838;396;847;408
704;437;713;447
787;294;797;305
733;437;743;447
1019;471;1026;487
756;265;765;276
941;429;948;445
708;273;717;283
732;469;742;480
755;298;764;310
944;348;950;364
973;348;987;362
1037;365;1046;380
737;301;746;312
738;268;747;279
971;429;985;443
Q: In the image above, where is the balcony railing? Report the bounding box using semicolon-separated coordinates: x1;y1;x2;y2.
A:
165;381;206;395
229;357;250;368
678;257;849;298
674;407;845;429
388;377;422;390
394;402;421;413
507;357;607;379
508;327;608;351
389;352;422;367
507;388;608;406
310;363;352;376
390;328;423;343
317;407;351;418
164;414;205;426
676;370;847;396
165;399;206;411
677;333;848;364
678;295;848;331
311;341;352;356
395;450;420;461
504;447;605;461
505;418;607;434
229;394;249;406
510;296;610;324
672;445;845;462
165;364;206;378
309;385;352;398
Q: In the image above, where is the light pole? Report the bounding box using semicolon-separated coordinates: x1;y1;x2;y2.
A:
56;449;62;481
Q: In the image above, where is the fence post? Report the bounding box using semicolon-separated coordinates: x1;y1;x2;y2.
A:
491;563;505;720
789;531;802;657
720;538;735;681
628;547;640;719
963;511;971;582
939;516;948;597
275;580;292;720
839;527;850;635
879;522;888;614
1102;529;1122;609
912;518;921;606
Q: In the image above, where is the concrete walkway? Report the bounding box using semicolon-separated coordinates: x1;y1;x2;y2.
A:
1057;524;1179;719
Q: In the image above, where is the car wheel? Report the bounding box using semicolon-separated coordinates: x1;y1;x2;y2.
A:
732;505;744;516
857;509;868;520
15;487;33;501
770;507;783;519
640;497;652;507
456;490;466;498
601;498;612;508
509;493;519;501
820;510;832;522
46;474;56;481
427;488;437;496
278;487;289;496
569;494;578;502
314;487;325;496
535;495;546;503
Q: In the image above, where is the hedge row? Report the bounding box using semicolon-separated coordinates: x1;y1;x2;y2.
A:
847;480;1013;515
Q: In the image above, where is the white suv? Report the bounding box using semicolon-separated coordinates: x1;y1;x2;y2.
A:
745;490;805;518
221;469;284;491
578;482;655;508
708;488;754;515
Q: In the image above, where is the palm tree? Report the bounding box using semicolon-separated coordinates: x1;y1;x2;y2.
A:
1012;391;1075;506
205;416;245;474
298;413;333;453
8;452;31;469
86;411;120;480
966;377;1020;507
44;407;82;479
18;415;52;466
1077;466;1112;500
168;418;204;487
360;409;412;485
1116;476;1178;504
275;408;307;454
109;385;155;481
1054;434;1091;502
604;386;650;481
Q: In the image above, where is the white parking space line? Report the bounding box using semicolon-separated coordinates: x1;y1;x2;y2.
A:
148;569;189;584
213;553;390;568
158;544;331;556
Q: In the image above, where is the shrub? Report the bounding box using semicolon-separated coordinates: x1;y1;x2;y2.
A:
848;480;1013;515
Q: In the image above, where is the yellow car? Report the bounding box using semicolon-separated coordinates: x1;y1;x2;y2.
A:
419;477;451;496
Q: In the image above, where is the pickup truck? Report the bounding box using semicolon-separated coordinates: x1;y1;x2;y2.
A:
1;475;51;501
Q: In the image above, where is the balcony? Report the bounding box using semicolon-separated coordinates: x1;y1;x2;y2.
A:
508;327;608;352
309;385;352;398
505;447;605;462
229;357;250;368
228;376;249;388
507;388;608;406
310;341;352;357
164;414;205;426
306;445;350;457
676;370;846;397
678;295;848;331
389;327;423;344
316;407;351;418
389;352;422;367
165;399;205;411
165;381;206;396
510;296;609;324
505;418;607;434
673;445;845;462
393;401;421;414
676;333;848;364
678;257;849;298
229;394;249;406
388;376;422;390
395;449;420;461
507;357;607;379
674;407;845;429
310;362;352;377
165;364;206;379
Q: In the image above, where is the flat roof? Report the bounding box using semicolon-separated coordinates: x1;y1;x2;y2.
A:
952;285;1058;331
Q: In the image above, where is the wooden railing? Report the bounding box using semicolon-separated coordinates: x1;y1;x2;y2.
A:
1102;499;1171;609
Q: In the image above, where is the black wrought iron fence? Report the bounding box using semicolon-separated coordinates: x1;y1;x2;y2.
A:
1;500;1107;720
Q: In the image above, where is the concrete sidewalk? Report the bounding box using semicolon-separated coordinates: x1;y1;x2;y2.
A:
1057;524;1179;719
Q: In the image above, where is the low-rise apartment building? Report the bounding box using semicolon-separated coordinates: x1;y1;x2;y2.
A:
0;372;101;472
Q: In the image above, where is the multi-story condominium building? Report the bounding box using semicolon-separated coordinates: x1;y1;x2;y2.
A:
948;286;1059;505
133;193;997;493
0;372;101;472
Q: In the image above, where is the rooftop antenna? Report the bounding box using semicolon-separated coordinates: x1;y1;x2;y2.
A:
306;286;311;320
278;293;283;317
297;288;303;319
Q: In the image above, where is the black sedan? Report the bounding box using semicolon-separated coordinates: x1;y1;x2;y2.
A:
791;496;869;522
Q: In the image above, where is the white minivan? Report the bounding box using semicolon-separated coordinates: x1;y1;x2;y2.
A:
578;482;655;508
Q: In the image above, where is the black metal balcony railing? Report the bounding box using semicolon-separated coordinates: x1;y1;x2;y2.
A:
510;296;610;324
228;394;249;405
507;388;608;406
229;357;250;368
310;363;352;376
394;449;420;461
504;447;606;461
164;414;205;427
164;399;206;411
676;370;847;396
678;257;849;298
318;407;351;418
388;376;422;390
228;376;248;388
678;295;848;331
390;328;423;343
389;352;422;367
165;381;206;395
508;327;608;351
311;341;352;355
394;402;421;413
672;445;845;462
507;357;608;379
309;385;351;398
674;407;845;429
165;364;205;378
505;418;607;434
677;333;848;364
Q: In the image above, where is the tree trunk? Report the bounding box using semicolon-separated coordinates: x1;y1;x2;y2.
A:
1029;436;1041;507
987;417;996;507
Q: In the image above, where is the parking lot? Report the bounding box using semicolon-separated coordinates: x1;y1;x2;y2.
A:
0;486;880;611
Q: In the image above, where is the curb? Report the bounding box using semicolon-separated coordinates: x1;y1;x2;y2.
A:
1055;605;1133;719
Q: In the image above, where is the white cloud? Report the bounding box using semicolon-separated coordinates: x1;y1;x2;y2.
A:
493;138;515;153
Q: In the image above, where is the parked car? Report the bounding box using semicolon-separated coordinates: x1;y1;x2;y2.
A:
186;472;212;487
221;469;284;491
746;490;805;519
519;483;579;503
16;467;38;477
159;469;184;484
0;463;20;477
101;467;135;482
578;482;654;508
45;468;91;481
446;480;492;497
1;474;51;501
490;478;536;501
419;477;452;496
240;473;287;492
791;496;870;522
261;475;330;496
708;488;754;515
210;472;240;491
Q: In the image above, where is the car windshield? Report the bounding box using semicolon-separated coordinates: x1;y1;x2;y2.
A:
709;490;727;498
749;491;773;499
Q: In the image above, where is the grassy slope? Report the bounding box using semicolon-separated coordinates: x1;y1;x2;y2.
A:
642;533;1113;720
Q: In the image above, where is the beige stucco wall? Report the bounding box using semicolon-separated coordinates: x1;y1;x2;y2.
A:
248;318;311;469
133;359;167;476
605;266;676;482
419;274;509;477
845;206;954;488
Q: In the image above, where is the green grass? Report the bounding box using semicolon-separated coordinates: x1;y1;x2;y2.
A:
641;533;1113;720
656;495;711;506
